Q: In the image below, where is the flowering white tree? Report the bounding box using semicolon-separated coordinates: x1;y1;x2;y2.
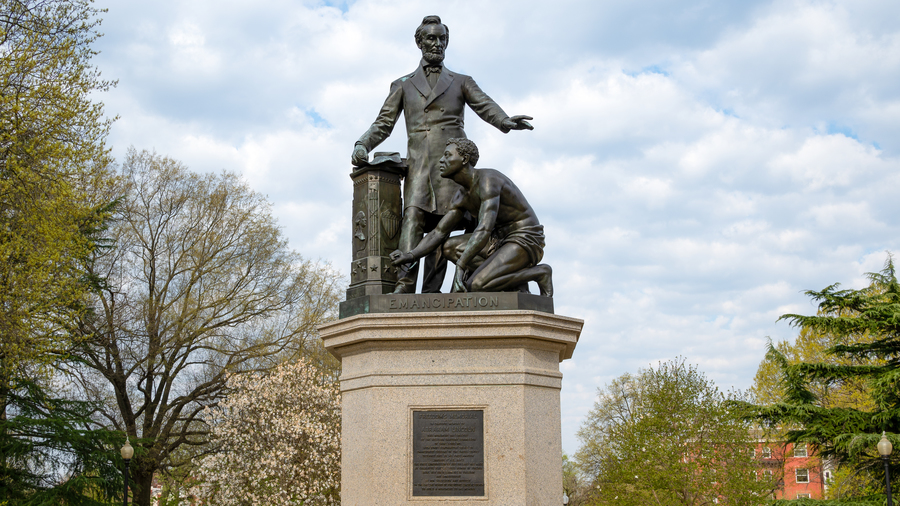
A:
192;357;341;505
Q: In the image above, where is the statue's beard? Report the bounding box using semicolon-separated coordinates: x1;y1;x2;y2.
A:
423;51;444;65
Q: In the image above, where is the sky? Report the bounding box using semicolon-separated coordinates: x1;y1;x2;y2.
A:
90;0;900;455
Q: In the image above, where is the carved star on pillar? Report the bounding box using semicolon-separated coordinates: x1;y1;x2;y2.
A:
371;265;378;272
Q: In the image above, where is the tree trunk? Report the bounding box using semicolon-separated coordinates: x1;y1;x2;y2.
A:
132;464;155;506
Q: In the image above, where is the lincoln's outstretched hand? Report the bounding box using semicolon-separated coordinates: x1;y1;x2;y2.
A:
501;115;534;131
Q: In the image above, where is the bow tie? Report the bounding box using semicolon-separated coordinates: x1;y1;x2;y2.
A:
424;65;442;76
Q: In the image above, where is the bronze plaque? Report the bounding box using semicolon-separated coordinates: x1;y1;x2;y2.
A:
412;410;484;496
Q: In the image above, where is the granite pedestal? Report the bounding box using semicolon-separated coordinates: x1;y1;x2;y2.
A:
319;307;583;505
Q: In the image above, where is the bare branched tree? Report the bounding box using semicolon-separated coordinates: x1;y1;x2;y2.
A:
60;148;342;506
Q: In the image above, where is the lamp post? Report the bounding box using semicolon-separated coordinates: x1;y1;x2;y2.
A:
121;437;134;506
878;431;893;506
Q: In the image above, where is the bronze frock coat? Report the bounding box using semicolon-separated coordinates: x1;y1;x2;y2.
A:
357;61;511;216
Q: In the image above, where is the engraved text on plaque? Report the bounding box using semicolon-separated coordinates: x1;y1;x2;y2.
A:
412;410;485;496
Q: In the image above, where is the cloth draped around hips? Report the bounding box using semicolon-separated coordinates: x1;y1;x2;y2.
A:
484;223;545;267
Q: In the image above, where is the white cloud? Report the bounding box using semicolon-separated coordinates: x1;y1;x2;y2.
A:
676;0;900;150
769;134;885;190
90;0;900;456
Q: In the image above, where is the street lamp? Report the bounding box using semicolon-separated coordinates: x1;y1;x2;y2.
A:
878;431;893;506
121;436;134;506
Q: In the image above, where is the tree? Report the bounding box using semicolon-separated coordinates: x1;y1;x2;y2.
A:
751;327;877;411
749;319;879;499
190;356;340;505
59;149;343;506
563;452;589;506
0;377;122;504
0;0;116;378
748;257;900;500
575;359;776;505
1;0;117;499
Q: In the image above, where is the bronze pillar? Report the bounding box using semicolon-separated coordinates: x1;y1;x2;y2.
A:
346;156;406;300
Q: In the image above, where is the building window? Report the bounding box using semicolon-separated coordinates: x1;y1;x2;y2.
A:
761;447;772;458
796;468;809;483
824;470;833;482
794;444;808;458
797;493;811;499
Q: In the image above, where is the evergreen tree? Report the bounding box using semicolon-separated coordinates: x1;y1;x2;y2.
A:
751;326;877;411
0;377;122;504
748;257;900;498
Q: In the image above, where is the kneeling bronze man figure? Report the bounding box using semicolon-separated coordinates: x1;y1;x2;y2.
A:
390;138;553;297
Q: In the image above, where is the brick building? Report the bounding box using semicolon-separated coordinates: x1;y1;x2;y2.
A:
756;441;832;499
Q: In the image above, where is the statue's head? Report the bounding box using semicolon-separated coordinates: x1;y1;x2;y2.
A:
415;15;449;65
447;138;479;167
440;138;479;179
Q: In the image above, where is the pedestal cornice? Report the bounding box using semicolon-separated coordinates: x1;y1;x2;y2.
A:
319;310;583;361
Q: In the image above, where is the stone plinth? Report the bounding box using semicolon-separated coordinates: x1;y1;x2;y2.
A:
319;311;583;506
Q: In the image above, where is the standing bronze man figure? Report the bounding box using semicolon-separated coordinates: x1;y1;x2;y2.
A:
351;15;533;294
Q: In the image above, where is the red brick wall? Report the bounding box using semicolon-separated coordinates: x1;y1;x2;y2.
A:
756;442;825;499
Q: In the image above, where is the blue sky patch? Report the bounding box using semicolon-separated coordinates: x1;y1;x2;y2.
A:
826;122;858;140
305;108;331;128
321;0;352;13
640;64;670;76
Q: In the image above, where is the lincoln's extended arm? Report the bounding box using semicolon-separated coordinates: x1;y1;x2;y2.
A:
462;77;533;133
352;82;403;164
461;77;509;131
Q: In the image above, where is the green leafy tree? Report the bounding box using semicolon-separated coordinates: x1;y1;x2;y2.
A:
749;276;883;499
576;359;776;505
1;0;117;500
748;257;900;500
563;452;590;506
0;0;116;379
59;149;343;506
751;327;877;411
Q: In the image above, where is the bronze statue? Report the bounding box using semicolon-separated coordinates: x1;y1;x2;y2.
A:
390;138;553;297
352;15;533;294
